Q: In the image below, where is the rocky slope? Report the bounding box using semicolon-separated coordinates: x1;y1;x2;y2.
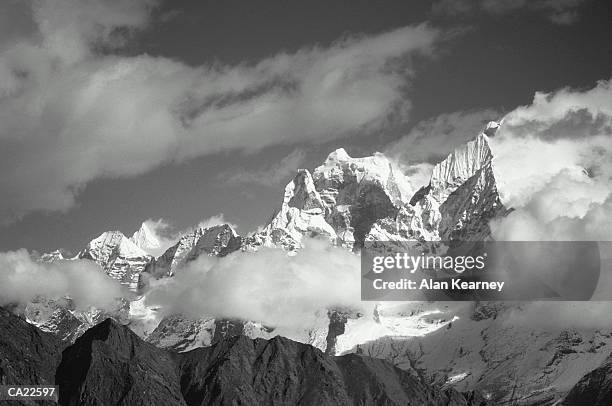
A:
374;129;504;243
247;148;414;251
347;302;612;405
144;224;241;278
562;352;612;406
56;318;186;406
0;309;491;405
0;307;62;386
22;227;153;345
175;332;488;406
145;315;275;352
78;230;152;291
6;307;612;405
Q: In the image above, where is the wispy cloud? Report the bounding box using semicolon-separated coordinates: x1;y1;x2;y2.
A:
432;0;588;25
386;109;501;164
0;0;440;224
221;149;306;187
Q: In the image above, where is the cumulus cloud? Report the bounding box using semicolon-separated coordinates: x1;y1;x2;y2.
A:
386;109;500;165
488;79;612;241
433;0;588;25
144;239;363;329
222;149;306;187
0;249;127;310
0;0;440;224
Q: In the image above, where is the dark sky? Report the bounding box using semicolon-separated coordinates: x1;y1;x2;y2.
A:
1;0;612;253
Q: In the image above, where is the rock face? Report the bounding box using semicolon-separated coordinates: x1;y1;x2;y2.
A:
38;249;71;263
562;353;612;406
145;224;241;278
51;315;488;406
145;315;274;352
248;149;414;251
390;130;505;242
13;309;612;406
24;230;146;345
0;307;62;388
24;298;91;343
350;303;612;405
23;296;130;345
250;125;504;253
79;230;152;291
56;318;186;406
176;334;487;406
0;311;492;406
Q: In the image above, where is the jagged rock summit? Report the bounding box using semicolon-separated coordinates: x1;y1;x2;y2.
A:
0;310;493;406
404;128;505;242
145;223;241;278
249;148;414;251
130;221;164;256
78;230;152;291
251;122;504;250
8;308;612;406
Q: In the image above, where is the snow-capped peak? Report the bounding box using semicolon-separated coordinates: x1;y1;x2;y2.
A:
324;147;351;164
429;132;493;199
484;120;501;136
79;231;152;291
130;221;162;256
86;231;149;260
313;149;413;207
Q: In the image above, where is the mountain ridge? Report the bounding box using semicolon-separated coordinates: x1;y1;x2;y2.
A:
0;308;492;406
19;121;609;404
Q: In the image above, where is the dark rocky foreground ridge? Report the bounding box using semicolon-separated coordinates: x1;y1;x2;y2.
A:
0;308;491;406
4;306;612;405
561;353;612;406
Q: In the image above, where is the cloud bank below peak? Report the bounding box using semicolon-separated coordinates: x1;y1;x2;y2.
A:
0;0;440;225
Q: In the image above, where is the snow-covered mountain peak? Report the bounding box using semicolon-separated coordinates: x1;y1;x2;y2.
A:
145;223;242;278
79;231;152;291
429;132;493;200
323;147;351;164
38;249;68;263
313;149;413;208
281;169;325;211
249;149;416;250
85;230;150;261
484;120;501;136
130;221;162;256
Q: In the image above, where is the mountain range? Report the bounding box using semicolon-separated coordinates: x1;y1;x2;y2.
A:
1;307;490;406
6;121;612;405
